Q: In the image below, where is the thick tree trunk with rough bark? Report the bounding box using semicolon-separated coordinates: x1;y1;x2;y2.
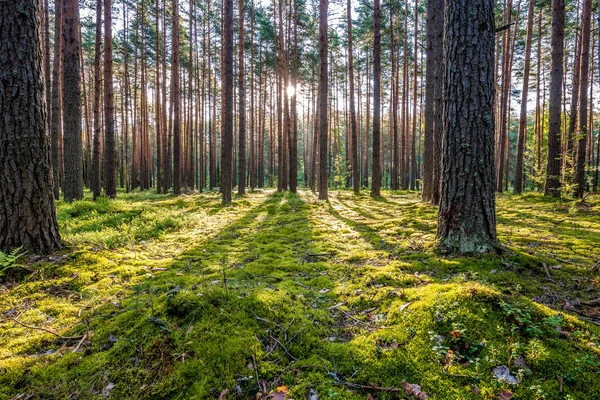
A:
222;0;234;204
371;0;381;197
318;0;328;200
437;0;498;254
544;0;565;197
104;0;116;198
62;0;84;202
0;0;62;253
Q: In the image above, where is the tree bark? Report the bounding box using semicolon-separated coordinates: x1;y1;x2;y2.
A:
371;0;381;197
573;0;592;198
0;0;62;253
238;0;246;195
222;0;234;204
91;0;102;199
514;0;535;194
544;0;565;197
50;0;63;199
172;0;181;195
318;0;328;200
62;0;84;202
347;0;359;194
104;0;116;198
437;0;498;254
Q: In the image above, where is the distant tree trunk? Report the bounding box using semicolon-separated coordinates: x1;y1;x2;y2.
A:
437;0;498;254
0;0;62;253
162;0;170;191
423;0;443;204
390;6;398;191
574;0;592;198
281;0;290;191
104;0;116;198
364;55;370;188
514;0;535;194
371;0;381;197
289;0;298;193
92;0;102;199
155;0;162;194
249;0;256;190
238;0;246;195
567;26;582;163
496;0;512;193
44;0;52;143
544;0;565;197
400;2;408;190
62;0;84;202
222;0;234;204
50;0;63;199
317;0;328;200
595;7;600;191
410;1;418;191
348;0;359;194
535;10;542;184
172;0;181;195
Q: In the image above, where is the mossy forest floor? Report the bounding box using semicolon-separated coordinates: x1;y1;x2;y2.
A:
1;189;600;399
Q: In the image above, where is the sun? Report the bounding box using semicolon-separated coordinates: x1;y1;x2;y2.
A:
287;85;296;97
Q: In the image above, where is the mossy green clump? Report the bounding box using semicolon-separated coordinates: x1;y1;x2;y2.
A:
1;189;599;399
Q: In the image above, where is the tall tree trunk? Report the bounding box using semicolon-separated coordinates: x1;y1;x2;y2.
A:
62;0;84;202
172;0;181;195
0;0;62;253
423;0;444;204
318;0;328;200
514;0;535;194
104;0;116;198
496;0;512;193
371;0;381;197
410;1;418;191
438;0;498;254
544;0;565;197
155;0;162;194
238;0;246;195
50;0;63;199
348;0;359;194
289;0;298;193
573;0;592;198
390;6;398;191
222;0;234;204
249;0;256;190
92;0;102;199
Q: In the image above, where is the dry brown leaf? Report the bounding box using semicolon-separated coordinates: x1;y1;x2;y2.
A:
218;389;229;400
498;389;513;400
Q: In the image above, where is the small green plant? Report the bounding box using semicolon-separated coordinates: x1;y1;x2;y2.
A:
0;247;26;278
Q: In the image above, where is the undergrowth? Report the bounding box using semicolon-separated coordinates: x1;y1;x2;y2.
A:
0;189;599;399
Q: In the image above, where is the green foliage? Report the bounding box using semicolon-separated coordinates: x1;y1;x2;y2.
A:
0;247;26;278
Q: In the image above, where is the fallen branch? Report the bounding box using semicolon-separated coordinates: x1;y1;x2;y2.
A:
328;373;403;392
581;298;600;306
72;334;88;352
6;318;85;341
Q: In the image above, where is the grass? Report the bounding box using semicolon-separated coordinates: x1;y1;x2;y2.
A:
1;188;599;399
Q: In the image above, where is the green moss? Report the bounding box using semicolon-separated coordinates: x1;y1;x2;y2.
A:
1;190;599;399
